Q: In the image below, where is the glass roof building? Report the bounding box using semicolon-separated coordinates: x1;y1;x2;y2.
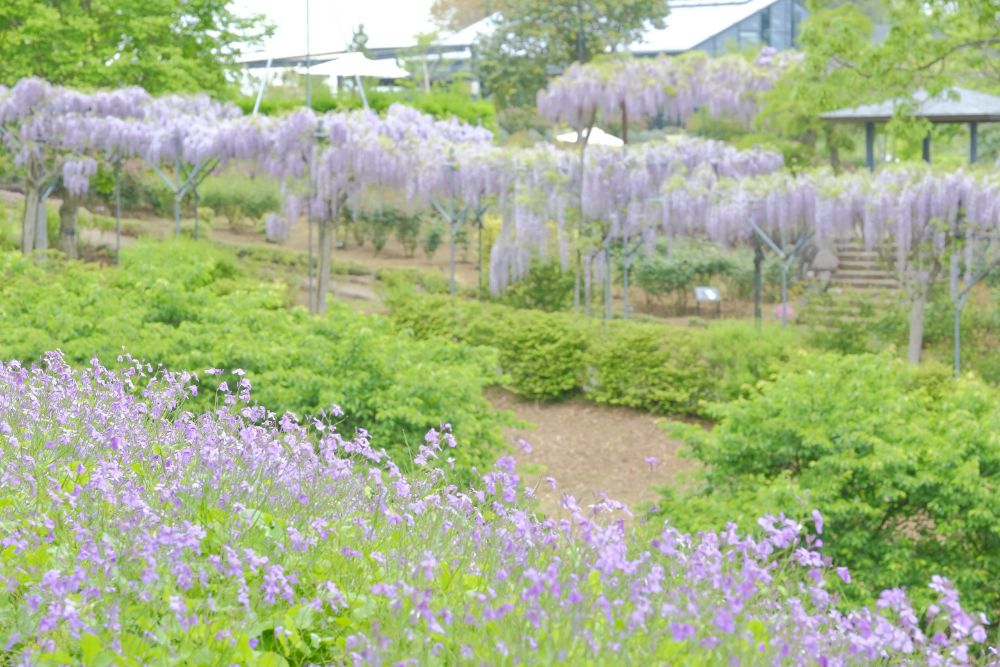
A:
440;0;808;57
634;0;809;56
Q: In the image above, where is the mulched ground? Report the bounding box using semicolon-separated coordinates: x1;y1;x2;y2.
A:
487;388;698;518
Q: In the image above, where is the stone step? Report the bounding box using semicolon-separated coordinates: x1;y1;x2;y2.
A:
829;277;900;288
834;268;896;278
837;260;892;271
835;241;896;250
836;252;883;262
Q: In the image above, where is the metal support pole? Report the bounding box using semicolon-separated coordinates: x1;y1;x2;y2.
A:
922;134;931;163
252;56;274;116
478;214;484;300
954;302;962;376
174;158;181;237
780;266;789;326
355;74;369;110
305;0;312;109
970;122;979;164
448;152;457;296
113;159;122;263
603;242;612;321
306;167;316;313
193;188;200;240
753;237;763;326
865;122;875;171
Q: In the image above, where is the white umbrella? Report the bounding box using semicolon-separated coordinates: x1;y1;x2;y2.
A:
308;52;411;79
556;126;624;147
306;52;410;110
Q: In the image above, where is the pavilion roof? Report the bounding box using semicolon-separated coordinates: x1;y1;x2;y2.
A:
821;87;1000;124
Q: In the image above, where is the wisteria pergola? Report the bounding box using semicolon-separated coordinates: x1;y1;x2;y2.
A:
821;87;1000;169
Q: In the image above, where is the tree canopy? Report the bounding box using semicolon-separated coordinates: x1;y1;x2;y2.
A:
757;0;1000;164
0;0;271;94
475;0;668;109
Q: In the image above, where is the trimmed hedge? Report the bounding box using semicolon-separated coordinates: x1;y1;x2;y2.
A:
386;292;803;416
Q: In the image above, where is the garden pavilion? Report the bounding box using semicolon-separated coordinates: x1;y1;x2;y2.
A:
821;87;1000;169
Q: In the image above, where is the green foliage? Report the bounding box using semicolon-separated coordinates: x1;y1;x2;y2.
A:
476;0;668;108
0;242;509;471
0;0;270;94
200;172;280;228
388;292;801;412
657;351;1000;615
499;260;573;312
360;208;424;256
377;267;452;296
422;221;444;259
761;0;1000;167
385;294;585;400
633;240;785;310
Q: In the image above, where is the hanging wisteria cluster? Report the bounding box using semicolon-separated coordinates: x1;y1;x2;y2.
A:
1;352;996;665
8;75;998;318
0;76;791;300
486;138;786;294
657;167;1000;271
537;47;801;131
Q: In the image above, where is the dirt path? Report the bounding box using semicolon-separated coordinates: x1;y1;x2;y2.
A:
488;388;697;518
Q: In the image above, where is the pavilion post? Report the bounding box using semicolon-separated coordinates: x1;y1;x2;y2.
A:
922;134;931;163
970;121;979;164
865;122;875;171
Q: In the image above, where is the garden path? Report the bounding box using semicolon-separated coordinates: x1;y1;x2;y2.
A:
488;388;697;519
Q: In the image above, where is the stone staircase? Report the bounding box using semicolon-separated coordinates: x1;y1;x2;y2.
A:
800;240;901;331
828;241;899;290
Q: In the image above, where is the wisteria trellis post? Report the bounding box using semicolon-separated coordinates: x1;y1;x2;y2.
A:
144;142;218;239
430;149;473;297
748;217;812;327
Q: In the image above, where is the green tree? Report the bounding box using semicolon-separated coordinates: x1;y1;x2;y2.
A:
0;0;271;94
431;0;511;30
759;0;1000;166
475;0;667;109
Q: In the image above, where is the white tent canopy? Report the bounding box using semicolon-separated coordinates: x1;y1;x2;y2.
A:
307;52;410;79
556;127;624;147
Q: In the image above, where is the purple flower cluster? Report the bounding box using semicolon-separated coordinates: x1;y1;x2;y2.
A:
0;352;996;664
537;47;801;131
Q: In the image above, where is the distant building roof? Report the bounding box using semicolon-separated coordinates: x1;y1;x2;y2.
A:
632;0;786;54
821;87;1000;124
440;0;789;54
440;16;498;48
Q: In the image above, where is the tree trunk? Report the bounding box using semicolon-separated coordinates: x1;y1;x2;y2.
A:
34;194;49;256
603;242;612;320
22;187;38;255
573;252;581;311
58;193;80;259
316;218;333;314
621;102;628;145
907;291;926;364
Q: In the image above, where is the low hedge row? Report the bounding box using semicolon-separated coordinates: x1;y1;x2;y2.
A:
386;293;803;417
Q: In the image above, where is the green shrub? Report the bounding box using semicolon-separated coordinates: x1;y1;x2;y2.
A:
586;324;711;412
200;172;280;228
423;221;444;259
362;208;422;256
655;351;1000;616
389;292;801;413
500;260;574;312
386;294;585;399
0;241;509;471
496;311;586;399
378;267;451;296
